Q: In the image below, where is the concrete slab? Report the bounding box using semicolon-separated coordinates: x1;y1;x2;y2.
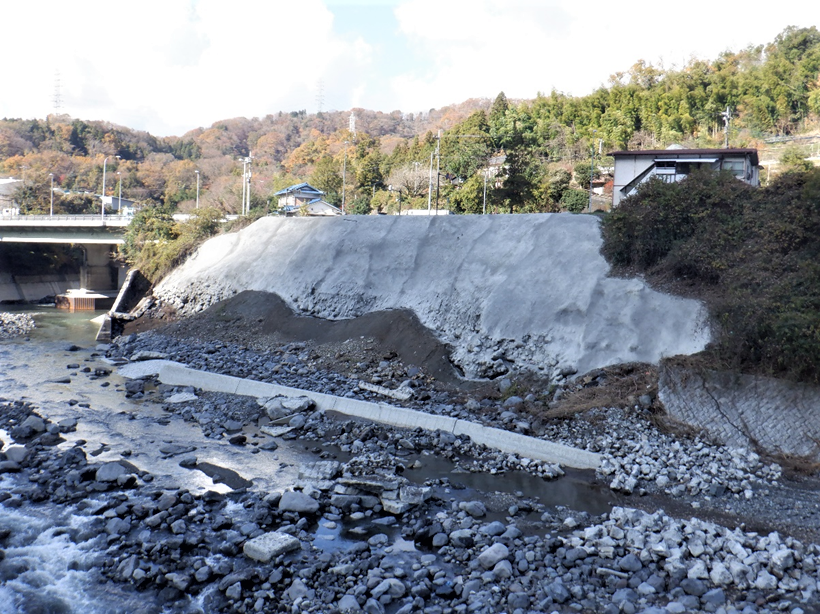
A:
154;363;601;470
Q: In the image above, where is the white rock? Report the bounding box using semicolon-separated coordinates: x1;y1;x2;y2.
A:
243;531;300;563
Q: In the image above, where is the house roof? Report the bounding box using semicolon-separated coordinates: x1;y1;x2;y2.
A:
610;148;759;166
274;182;324;196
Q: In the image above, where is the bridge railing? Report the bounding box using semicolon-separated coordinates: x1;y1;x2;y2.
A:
0;214;132;226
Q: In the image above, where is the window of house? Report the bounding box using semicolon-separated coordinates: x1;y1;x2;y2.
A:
722;160;745;177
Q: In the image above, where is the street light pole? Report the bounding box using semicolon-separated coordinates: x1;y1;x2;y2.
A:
101;156;109;221
49;173;54;216
195;170;200;209
117;172;122;214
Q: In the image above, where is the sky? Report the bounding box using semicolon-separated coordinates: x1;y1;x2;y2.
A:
0;0;816;137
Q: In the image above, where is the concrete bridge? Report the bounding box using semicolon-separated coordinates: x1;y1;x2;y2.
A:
0;214;131;300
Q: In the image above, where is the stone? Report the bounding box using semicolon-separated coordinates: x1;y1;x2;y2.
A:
243;531;300;563
95;462;127;483
754;569;778;590
459;501;487;518
166;392;198;403
700;588;726;606
449;529;474;548
338;595;361;612
546;580;570;604
371;578;405;600
618;553;642;572
4;446;29;464
165;572;191;591
278;490;319;513
680;578;707;597
492;560;513;580
21;415;46;433
478;543;509;569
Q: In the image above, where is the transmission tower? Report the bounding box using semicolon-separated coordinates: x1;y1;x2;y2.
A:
316;80;325;113
52;70;64;114
349;112;356;137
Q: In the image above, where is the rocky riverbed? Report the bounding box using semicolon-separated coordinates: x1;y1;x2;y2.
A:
0;312;35;339
2;307;820;613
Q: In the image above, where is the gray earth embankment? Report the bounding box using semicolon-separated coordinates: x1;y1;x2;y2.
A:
154;214;710;380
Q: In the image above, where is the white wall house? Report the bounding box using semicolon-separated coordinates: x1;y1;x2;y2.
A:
274;183;325;210
611;147;760;207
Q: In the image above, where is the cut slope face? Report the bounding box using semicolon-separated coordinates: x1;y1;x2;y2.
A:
154;214;710;380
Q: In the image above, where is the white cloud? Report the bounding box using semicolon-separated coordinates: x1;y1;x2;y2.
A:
0;0;373;135
0;0;816;136
390;0;818;111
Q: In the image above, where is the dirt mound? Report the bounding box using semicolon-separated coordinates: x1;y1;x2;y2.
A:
130;290;463;386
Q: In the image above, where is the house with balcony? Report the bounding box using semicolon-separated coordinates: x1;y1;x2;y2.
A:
611;147;760;207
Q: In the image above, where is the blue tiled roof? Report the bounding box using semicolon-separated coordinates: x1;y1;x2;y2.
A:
274;182;324;196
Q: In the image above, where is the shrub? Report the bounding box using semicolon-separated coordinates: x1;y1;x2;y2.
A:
602;167;820;383
560;188;589;213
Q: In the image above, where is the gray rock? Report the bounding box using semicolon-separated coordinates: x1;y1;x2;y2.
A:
225;582;242;600
449;529;474;548
700;588;726;605
680;578;707;597
459;501;487;518
165;572;191;591
611;588;638;604
478;543;509;569
371;578;405;600
618;553;642;572
492;559;513;580
21;415;46;433
546;580;569;604
4;446;29;464
96;462;127;483
338;595;361;612
278;491;319;513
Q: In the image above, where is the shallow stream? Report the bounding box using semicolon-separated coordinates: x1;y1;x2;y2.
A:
0;306;613;613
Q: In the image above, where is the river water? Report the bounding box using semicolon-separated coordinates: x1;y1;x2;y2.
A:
0;306;612;613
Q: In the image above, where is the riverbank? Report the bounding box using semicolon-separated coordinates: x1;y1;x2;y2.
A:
3;302;820;613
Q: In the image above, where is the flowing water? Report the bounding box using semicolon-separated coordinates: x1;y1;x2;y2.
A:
0;306;613;613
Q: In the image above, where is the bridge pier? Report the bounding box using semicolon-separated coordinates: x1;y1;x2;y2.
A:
80;244;119;291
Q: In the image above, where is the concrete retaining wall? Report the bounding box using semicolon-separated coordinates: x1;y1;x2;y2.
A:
128;360;601;470
659;362;820;458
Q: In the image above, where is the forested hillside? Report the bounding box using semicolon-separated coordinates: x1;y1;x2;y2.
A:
2;26;819;218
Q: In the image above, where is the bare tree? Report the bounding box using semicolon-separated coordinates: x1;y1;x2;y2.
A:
386;162;429;198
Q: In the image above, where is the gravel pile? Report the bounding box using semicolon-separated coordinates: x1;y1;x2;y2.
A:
0;312;35;339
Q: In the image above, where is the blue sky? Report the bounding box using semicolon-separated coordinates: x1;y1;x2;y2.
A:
0;0;816;136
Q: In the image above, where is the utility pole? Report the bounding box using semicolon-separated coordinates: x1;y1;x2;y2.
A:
721;107;732;148
195;170;200;209
435;130;441;212
49;173;54;216
241;158;247;215
427;151;434;211
483;168;488;215
588;130;596;213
